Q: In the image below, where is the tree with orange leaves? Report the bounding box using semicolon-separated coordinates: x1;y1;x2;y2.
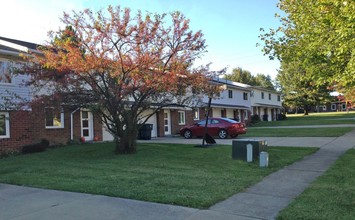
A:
25;6;220;154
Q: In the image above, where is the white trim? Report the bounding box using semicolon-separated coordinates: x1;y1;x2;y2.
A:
0;39;29;53
163;110;171;135
45;107;64;129
81;110;94;141
70;107;81;141
178;111;186;125
0;112;10;138
193;108;199;120
331;104;336;111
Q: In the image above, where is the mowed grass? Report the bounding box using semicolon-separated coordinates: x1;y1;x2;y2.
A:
0;143;317;208
244;127;354;137
277;149;355;220
253;112;355;127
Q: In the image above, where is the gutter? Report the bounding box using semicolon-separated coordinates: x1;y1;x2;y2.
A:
70;107;81;141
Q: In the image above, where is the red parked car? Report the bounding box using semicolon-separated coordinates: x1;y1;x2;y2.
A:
180;117;247;139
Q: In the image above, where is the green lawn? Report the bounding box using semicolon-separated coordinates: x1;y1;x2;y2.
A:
253;112;355;127
244;127;354;137
0;143;317;208
277;149;355;220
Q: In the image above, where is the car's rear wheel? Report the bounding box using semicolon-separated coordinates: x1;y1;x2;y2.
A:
218;129;228;139
183;130;192;139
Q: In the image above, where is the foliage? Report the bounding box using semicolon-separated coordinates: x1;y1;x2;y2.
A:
277;61;332;115
276;113;286;121
225;67;275;90
22;139;50;154
277;149;355;220
23;6;220;154
0;143;317;208
250;114;261;124
260;0;355;107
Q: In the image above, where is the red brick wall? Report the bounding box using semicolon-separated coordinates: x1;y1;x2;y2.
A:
156;110;165;137
31;105;102;146
0;110;32;155
30;104;70;146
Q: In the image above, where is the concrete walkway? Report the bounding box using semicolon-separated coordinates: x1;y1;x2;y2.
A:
1;129;355;220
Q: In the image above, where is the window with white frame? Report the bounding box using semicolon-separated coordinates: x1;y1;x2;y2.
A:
228;90;233;98
45;107;64;128
261;92;265;99
269;93;271;100
0;60;13;83
178;111;185;125
0;112;10;138
331;104;336;111
277;95;281;102
243;92;248;100
193;109;199;120
342;103;346;110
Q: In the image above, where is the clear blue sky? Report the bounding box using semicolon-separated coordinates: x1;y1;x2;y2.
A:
1;0;282;79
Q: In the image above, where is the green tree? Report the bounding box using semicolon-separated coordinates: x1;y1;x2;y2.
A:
254;74;275;90
225;67;275;90
277;60;332;115
225;67;256;85
260;0;354;97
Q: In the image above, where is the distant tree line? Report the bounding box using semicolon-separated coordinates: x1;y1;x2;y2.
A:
225;67;275;91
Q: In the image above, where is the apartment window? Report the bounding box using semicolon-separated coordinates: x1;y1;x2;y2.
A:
261;92;265;99
277;95;281;102
342;103;346;110
193;109;199;120
269;93;271;100
331;104;336;111
243;92;248;100
178;111;185;125
0;60;13;83
0;112;10;138
228;90;233;98
45;107;64;128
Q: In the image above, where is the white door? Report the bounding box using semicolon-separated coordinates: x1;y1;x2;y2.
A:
164;110;171;135
81;110;94;141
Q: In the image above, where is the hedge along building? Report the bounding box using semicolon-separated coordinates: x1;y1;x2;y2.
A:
0;36;103;155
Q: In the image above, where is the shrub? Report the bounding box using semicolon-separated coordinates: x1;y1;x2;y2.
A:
22;139;49;154
277;113;287;121
262;114;269;121
250;115;261;124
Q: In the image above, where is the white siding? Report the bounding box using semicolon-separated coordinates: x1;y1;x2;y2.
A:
102;110;158;141
0;72;31;109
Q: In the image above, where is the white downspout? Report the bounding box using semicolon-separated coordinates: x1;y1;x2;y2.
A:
71;107;81;141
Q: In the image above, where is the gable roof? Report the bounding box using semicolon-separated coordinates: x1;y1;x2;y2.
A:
0;36;40;54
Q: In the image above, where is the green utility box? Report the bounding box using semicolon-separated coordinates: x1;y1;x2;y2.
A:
232;139;268;161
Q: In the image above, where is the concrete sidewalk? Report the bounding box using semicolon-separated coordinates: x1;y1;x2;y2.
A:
139;136;338;148
1;130;354;220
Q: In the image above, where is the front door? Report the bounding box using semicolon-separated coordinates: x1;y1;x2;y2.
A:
164;110;171;135
81;110;94;141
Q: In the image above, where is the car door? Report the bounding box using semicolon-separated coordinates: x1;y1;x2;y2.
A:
208;119;222;136
193;119;207;137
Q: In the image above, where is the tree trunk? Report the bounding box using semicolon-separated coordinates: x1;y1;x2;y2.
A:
304;105;309;115
115;129;138;154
